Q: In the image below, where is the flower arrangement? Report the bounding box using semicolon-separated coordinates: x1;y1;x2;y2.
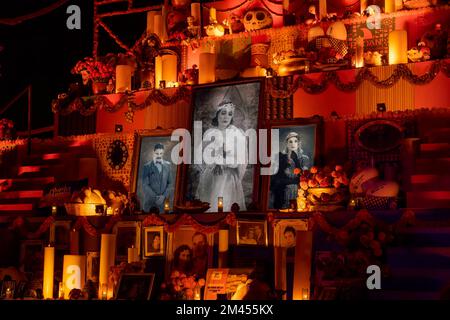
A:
71;57;114;83
160;271;205;300
0;118;15;140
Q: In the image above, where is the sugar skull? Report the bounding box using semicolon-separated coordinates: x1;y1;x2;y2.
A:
243;8;273;32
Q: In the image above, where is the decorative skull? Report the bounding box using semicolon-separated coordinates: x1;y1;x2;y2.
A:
243;8;273;32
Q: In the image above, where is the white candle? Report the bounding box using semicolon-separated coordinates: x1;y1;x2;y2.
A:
162;54;178;84
217;197;223;213
385;0;395;13
62;255;86;299
115;65;133;93
210;7;217;23
355;36;364;68
199;52;216;84
128;245;139;263
218;230;229;252
389;30;408;65
319;0;327;19
154;14;163;39
43;245;55;299
98;234;116;299
146;11;156;35
191;3;201;26
51;206;57;215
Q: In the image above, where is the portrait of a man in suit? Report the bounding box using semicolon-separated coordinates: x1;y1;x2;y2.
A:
141;143;174;213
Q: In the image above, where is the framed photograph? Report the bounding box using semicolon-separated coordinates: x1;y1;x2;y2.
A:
273;219;309;300
143;226;165;257
266;117;324;210
236;220;268;246
49;220;71;250
181;80;264;212
113;221;141;262
115;273;155;300
166;226;214;279
19;240;44;273
131;128;182;213
0;280;16;299
86;251;100;282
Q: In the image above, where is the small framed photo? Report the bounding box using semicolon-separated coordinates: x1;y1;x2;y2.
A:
0;280;16;299
113;221;141;262
50;220;71;250
143;226;165;257
20;240;44;273
236;220;268;246
115;273;155;300
86;251;100;282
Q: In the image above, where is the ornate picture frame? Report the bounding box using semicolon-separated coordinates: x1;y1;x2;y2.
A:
143;226;165;258
236;219;268;247
113;221;141;263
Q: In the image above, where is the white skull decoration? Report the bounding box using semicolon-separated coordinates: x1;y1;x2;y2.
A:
243;8;273;32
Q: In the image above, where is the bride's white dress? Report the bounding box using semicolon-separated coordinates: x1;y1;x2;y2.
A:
195;125;247;212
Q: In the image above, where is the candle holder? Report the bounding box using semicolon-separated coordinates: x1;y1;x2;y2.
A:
51;205;57;216
101;283;108;300
302;288;310;300
217;197;223;213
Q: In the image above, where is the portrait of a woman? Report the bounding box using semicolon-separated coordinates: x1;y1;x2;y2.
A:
148;234;161;253
195;100;247;212
270;132;311;209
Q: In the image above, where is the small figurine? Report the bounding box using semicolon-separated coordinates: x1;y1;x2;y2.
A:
304;4;318;25
186;16;200;38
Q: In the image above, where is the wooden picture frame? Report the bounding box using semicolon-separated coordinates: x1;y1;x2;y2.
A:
113;221;141;263
272;218;309;300
165;226;214;280
130;128;183;214
115;273;155;300
179;79;266;212
49;220;71;250
143;226;165;257
263;116;324;211
86;251;100;283
236;219;268;247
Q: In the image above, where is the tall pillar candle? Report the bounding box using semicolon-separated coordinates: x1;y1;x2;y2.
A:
385;0;395;13
360;0;368;13
62;255;86;299
218;230;229;268
199;52;216;84
115;65;133;93
98;234;116;299
128;246;139;263
43;245;55;299
209;7;217;22
146;11;156;35
162;54;178;84
319;0;327;20
70;229;80;255
191;3;201;25
389;30;408;65
154;14;163;39
293;231;313;300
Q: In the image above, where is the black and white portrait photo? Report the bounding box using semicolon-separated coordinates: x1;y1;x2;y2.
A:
268;122;318;209
236;220;268;246
133;132;179;213
185;81;262;212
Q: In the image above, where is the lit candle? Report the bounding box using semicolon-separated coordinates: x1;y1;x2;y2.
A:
162;54;178;85
70;229;79;255
62;255;86;299
217;197;223;213
191;3;201;26
115;65;133;93
199;52;216;84
389;30;408;65
5;287;12;299
98;234;116;299
302;288;309;300
43;245;55;299
194;285;201;300
101;283;108;300
58;282;64;299
128;245;139;263
164;198;170;214
106;207;113;215
319;0;327;20
384;0;395;13
293;231;313;300
51;205;57;215
209;7;217;23
360;0;368;13
155;56;163;89
355;36;364;68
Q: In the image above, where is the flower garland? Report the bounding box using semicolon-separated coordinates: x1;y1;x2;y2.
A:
268;60;450;97
52;86;191;117
9;216;55;239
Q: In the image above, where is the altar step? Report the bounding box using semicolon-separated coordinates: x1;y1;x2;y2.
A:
425;128;450;144
406;191;450;209
419;143;450;158
6;176;55;190
411;174;450;191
